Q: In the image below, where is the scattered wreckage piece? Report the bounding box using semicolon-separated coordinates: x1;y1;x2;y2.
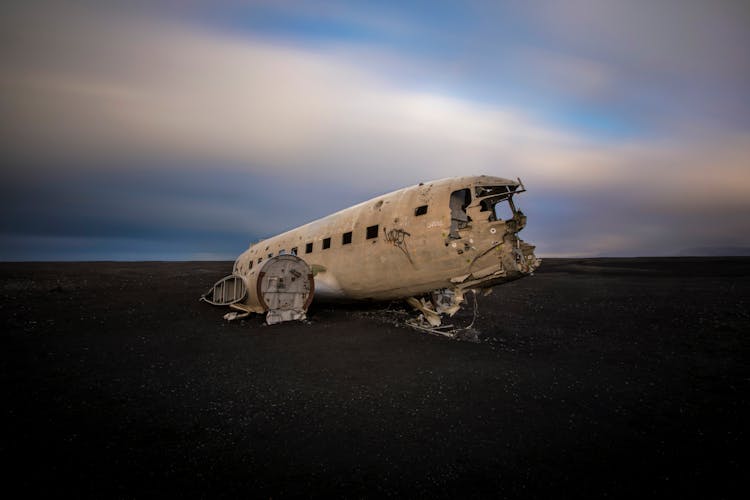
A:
202;175;541;335
405;289;480;341
203;255;314;325
200;275;246;306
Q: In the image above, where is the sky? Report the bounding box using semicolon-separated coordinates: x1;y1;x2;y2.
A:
1;0;749;260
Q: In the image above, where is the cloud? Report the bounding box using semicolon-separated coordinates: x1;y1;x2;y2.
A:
523;0;750;125
533;0;750;77
0;1;748;259
0;2;580;186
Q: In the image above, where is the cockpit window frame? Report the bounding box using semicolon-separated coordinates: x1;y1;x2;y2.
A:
477;192;519;222
474;183;525;199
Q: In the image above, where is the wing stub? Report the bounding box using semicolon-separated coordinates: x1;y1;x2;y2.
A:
201;275;247;306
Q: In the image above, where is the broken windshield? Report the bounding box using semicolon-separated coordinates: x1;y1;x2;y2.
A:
475;184;520;222
479;195;516;222
493;199;514;221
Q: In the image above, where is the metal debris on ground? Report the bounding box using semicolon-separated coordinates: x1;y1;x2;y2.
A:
405;290;480;342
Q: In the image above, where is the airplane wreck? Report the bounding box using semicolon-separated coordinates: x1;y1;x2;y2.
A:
202;175;541;338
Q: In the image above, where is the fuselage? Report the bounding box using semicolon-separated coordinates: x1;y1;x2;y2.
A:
233;175;540;303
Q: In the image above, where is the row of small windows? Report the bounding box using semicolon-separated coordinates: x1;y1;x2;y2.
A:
251;205;429;265
299;223;380;255
305;226;365;252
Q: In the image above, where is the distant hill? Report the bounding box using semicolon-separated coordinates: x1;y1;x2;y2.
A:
678;247;750;256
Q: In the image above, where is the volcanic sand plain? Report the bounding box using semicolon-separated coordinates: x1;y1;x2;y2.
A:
2;258;748;497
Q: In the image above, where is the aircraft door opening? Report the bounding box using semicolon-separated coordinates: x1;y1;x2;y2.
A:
449;188;471;239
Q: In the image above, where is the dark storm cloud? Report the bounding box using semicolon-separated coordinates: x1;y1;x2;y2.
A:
0;164;381;260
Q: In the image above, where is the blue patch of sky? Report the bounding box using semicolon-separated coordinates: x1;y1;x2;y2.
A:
216;8;383;45
194;0;476;58
538;104;643;141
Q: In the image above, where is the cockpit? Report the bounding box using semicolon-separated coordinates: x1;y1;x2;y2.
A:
448;181;525;238
475;183;522;222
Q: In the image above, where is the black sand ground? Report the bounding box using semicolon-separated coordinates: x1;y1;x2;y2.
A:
2;258;748;498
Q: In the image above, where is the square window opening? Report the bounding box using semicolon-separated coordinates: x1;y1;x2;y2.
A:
323;237;331;249
305;242;313;254
366;224;379;239
342;232;352;245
